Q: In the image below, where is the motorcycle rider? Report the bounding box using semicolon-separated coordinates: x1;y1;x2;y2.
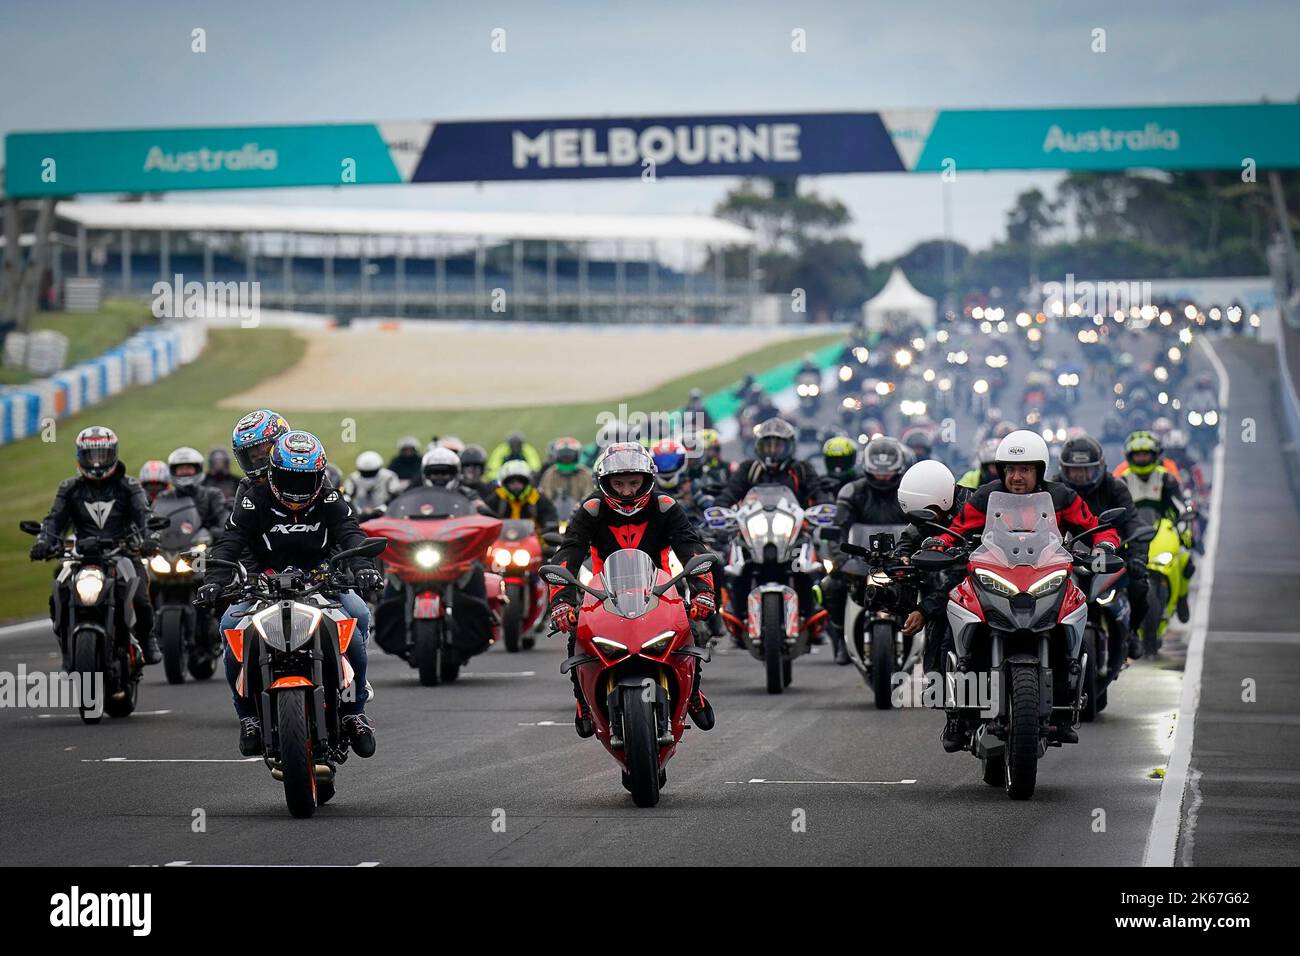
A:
924;430;1120;747
1054;434;1149;673
203;448;240;506
821;437;910;666
30;426;162;666
819;435;860;498
230;408;292;504
682;387;715;430
713;417;831;509
486;431;543;479
537;437;593;510
487;459;559;532
687;427;732;493
199;431;382;759
1113;430;1195;622
550;442;718;737
160;446;230;538
957;439;1000;490
458;444;494;499
138;460;170;505
388;436;424;487
900;425;935;464
343;450;403;514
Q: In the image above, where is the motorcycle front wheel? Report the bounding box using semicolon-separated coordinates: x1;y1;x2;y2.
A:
1005;665;1040;800
276;688;317;819
72;628;102;725
620;686;661;808
159;605;187;685
761;593;785;695
413;619;441;686
870;620;896;710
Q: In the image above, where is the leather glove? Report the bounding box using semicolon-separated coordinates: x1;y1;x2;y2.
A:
29;540;51;561
549;601;578;634
688;591;716;621
196;583;223;607
354;567;383;591
920;536;947;551
140;537;160;557
1093;540;1117;554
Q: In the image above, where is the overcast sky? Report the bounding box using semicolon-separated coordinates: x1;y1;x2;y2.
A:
3;0;1298;261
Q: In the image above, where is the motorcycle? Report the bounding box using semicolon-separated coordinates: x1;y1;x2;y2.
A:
490;518;547;652
361;489;503;685
1137;505;1196;656
707;487;837;693
146;494;220;684
201;538;386;818
910;494;1127;800
835;523;922;709
795;369;822;417
540;549;716;808
20;516;169;724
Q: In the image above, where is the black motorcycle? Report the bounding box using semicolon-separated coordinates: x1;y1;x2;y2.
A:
21;516;169;724
146;495;220;684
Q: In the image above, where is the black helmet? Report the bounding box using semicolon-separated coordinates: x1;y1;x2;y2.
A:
861;436;906;491
753;417;796;470
1058;435;1106;493
76;426;119;480
459;444;487;475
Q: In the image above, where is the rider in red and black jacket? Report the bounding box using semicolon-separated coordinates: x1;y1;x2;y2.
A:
550;442;717;738
927;430;1120;551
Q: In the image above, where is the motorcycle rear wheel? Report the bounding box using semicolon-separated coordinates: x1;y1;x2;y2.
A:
620;686;661;808
1005;666;1040;800
277;689;317;819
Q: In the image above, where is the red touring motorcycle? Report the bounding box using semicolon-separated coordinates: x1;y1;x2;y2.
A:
203;538;387;818
361;490;503;686
911;491;1126;800
540;549;716;808
490;519;547;652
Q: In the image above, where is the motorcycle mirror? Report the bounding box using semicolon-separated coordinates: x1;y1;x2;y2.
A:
840;541;869;558
1123;527;1156;546
538;564;577;588
18;520;41;536
1100;555;1125;574
819;526;841;541
684;553;717;576
1097;507;1126;525
910;549;961;571
542;532;564;548
147;515;171;530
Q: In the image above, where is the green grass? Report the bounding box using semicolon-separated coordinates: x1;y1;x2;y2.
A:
0;300;156;386
0;327;838;621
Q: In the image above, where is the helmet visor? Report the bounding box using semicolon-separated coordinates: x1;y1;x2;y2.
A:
79;444;117;473
271;467;324;506
755;436;791;462
235;440;273;475
1062;463;1104;488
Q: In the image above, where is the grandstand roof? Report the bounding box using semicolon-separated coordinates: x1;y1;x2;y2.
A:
56;202;756;246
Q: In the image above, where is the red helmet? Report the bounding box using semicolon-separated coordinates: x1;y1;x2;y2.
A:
593;442;656;517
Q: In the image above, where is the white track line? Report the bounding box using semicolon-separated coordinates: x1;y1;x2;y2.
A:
0;619;51;640
1143;335;1229;867
727;778;918;786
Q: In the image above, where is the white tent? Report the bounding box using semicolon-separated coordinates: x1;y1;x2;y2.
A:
862;267;937;332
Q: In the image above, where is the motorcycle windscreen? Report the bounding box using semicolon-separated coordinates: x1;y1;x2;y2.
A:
599;548;659;619
971;491;1068;569
153;496;204;550
386;488;476;519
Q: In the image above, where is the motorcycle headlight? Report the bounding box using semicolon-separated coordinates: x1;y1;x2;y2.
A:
1027;569;1067;597
174;556;193;574
974;568;1018;597
1097;589;1116;606
252;601;321;652
770;513;796;539
839;365;853;381
512;548;531;567
74;568;105;604
823;558;834;573
640;630;675;656
492;547;512;568
746;514;770;539
1154;551;1174;566
149;554;172;575
870;571;892;586
1204;410;1218;426
592;636;629;661
416;546;441;569
1187;411;1203;427
973;379;989;394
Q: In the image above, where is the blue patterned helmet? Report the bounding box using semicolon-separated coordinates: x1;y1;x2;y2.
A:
268;431;327;510
231;408;290;477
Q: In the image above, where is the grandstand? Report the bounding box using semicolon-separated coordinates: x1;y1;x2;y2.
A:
48;203;760;324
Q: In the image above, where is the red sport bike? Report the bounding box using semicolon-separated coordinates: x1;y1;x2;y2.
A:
489;519;547;652
911;491;1127;800
361;489;503;686
540;549;716;808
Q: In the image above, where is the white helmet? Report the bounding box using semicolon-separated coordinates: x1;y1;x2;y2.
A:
355;450;384;475
421;447;461;487
897;459;955;516
437;435;466;455
995;429;1050;478
166;446;205;489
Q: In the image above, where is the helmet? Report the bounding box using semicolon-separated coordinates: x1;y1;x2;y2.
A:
1164;428;1189;452
900;426;934;461
1058;435;1106;493
459;444;488;480
698;427;721;455
593;441;656;517
753;417;796;470
75;426;119;480
497;459;534;498
397;435;421;455
976;439;999;466
268;431;328;511
207;447;231;476
138;459;170;497
231;409;290;478
166;446;205;489
437;435;466;456
1124;430;1163;476
688;387;703;402
992;420;1017;441
897;460;956;517
651;438;688;490
822;435;858;482
325;463;343;490
994;429;1050;481
506;431;526;453
861;436;907;491
551;436;583;473
421;447;462;488
355;450;384;477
